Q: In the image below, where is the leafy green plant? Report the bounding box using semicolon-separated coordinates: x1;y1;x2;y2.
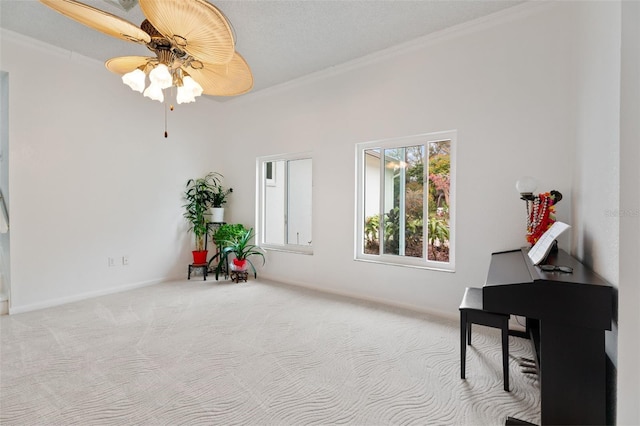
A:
427;216;450;260
183;172;221;250
364;214;380;254
217;228;265;276
212;223;247;248
384;207;400;254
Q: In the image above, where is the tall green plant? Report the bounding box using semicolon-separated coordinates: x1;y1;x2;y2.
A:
183;173;221;251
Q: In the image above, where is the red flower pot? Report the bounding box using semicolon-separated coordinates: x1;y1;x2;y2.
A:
192;250;208;264
233;258;247;269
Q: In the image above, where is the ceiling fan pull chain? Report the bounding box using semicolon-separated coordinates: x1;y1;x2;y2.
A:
164;100;168;138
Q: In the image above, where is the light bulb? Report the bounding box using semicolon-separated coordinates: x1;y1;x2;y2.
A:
183;76;203;97
121;68;146;93
143;82;164;102
149;64;172;89
176;85;196;104
516;176;538;196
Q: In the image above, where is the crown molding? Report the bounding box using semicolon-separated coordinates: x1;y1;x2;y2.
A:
1;28;104;69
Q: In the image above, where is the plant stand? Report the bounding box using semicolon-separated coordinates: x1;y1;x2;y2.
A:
230;270;248;283
188;263;208;281
205;222;228;280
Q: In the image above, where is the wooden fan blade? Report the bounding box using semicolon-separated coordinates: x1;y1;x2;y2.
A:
105;56;154;74
139;0;234;65
185;52;253;96
40;0;150;44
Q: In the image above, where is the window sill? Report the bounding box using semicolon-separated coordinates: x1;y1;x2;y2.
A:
354;256;455;273
263;246;313;256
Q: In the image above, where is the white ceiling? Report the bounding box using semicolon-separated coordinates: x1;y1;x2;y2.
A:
1;0;523;98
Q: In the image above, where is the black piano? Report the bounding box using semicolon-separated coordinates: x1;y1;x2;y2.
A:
484;247;613;426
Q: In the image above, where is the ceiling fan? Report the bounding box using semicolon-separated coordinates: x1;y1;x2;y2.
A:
40;0;253;104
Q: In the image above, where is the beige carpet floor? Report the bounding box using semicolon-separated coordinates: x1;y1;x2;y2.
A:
1;279;540;425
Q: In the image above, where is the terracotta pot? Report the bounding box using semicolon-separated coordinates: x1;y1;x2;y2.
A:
192;250;208;264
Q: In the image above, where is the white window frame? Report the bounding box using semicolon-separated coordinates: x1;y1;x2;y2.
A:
256;152;313;255
355;131;456;272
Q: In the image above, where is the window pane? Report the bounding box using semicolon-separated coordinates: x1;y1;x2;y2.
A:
383;148;402;255
404;145;424;258
364;149;381;254
265;162;274;181
287;158;312;245
427;140;451;262
379;146;424;258
264;160;285;245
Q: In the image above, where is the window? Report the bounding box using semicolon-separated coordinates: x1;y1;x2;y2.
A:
257;153;313;254
356;131;455;271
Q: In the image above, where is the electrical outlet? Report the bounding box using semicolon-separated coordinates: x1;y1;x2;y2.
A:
108;257;115;267
122;255;129;266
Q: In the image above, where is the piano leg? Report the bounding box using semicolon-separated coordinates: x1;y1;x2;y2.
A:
461;310;467;379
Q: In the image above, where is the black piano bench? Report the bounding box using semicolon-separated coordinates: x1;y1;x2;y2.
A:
460;287;510;392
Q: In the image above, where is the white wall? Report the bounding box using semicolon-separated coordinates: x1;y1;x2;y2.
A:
0;30;226;312
568;1;640;423
211;2;576;316
616;1;640;423
570;2;621;285
0;71;9;301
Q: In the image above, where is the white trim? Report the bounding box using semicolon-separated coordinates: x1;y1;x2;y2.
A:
257;276;458;323
8;278;165;315
0;29;103;68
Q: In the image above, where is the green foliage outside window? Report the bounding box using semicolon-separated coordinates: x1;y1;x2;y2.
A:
364;140;451;262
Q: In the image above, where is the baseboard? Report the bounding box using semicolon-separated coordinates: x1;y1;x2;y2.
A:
258;274;458;322
8;278;165;315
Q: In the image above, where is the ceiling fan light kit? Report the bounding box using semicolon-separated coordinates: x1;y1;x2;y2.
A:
40;0;253;106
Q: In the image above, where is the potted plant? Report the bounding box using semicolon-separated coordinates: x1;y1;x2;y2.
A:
217;228;265;278
212;223;247;249
211;183;233;223
183;173;219;263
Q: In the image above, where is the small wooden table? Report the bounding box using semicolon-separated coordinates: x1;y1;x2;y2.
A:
230;270;248;283
188;263;208;280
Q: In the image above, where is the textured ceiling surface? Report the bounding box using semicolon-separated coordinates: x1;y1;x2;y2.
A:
1;0;522;97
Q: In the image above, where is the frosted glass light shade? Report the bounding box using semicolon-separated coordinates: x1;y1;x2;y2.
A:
149;64;172;89
516;176;538;195
122;68;146;93
183;76;203;97
143;82;164;102
176;76;204;104
176;85;196;104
